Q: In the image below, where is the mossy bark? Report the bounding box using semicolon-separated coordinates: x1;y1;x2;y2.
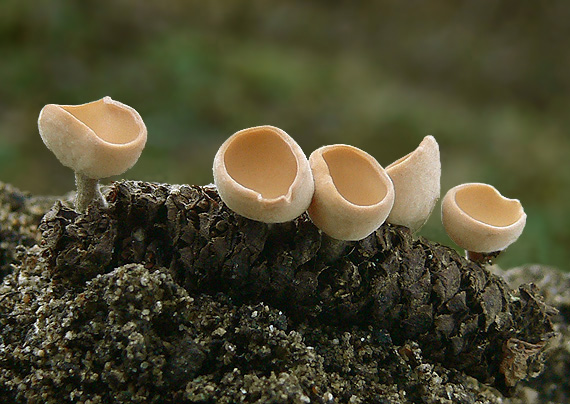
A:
39;180;556;395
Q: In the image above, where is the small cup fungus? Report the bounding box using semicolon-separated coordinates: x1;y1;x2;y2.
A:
441;182;526;261
386;135;441;232
213;125;314;223
307;144;395;241
38;97;147;212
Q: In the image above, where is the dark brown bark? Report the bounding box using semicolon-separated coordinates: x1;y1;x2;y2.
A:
39;180;556;395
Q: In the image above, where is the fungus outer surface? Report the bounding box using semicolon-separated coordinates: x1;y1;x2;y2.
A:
38;97;147;180
308;144;394;241
442;183;526;253
386;135;441;232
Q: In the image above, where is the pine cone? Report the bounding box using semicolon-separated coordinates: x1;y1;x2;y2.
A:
40;180;556;394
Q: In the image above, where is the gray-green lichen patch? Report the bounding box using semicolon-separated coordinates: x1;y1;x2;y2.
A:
0;181;563;403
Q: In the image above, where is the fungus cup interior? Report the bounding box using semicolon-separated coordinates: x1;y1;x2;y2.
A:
455;185;522;227
224;129;298;199
323;146;387;206
62;99;140;145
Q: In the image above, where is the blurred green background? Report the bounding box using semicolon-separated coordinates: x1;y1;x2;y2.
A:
1;1;568;270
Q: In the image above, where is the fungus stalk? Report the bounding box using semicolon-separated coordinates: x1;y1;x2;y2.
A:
75;172;105;213
318;235;353;264
465;250;501;265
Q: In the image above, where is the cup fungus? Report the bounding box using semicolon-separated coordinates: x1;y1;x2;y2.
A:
386;135;441;232
38;96;147;213
307;144;395;241
213;125;314;223
441;182;526;262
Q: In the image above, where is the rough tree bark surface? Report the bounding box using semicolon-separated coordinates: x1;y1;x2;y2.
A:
37;181;555;395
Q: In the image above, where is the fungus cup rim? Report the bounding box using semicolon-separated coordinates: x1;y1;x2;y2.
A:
213;125;314;223
42;96;147;149
217;125;301;204
451;182;525;229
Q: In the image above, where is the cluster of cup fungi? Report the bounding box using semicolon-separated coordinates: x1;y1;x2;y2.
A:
38;97;527;264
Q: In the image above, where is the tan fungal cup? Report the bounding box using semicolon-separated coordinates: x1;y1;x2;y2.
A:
441;183;526;253
38;96;147;179
386;135;441;232
213;125;314;223
308;144;395;241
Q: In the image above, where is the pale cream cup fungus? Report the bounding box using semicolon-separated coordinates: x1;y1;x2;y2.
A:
213;125;314;223
308;144;395;241
38;96;147;213
386;135;441;232
441;182;526;262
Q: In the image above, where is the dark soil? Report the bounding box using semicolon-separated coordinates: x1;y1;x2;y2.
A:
0;181;565;404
